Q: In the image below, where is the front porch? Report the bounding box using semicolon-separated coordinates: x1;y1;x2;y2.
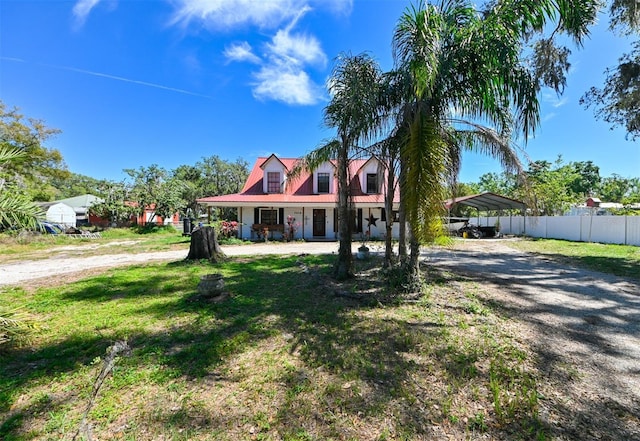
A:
250;223;286;241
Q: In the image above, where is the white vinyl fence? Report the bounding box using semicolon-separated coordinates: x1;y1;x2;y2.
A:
474;215;640;246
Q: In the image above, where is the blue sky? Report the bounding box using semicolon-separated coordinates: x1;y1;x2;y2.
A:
1;0;638;185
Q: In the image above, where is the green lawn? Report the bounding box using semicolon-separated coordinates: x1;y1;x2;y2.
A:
1;254;544;441
0;226;190;264
3;234;637;440
508;238;640;281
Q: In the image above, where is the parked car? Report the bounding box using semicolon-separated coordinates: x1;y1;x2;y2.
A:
37;222;65;235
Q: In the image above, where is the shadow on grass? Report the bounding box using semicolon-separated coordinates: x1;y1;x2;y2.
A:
1;253;566;439
537;252;640;282
428;247;640;440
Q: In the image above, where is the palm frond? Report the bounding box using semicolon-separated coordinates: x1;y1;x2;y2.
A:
0;306;38;346
0;187;43;230
0;144;26;164
287;140;339;184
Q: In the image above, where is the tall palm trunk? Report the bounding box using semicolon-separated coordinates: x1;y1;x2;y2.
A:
406;228;422;291
334;135;353;280
383;167;395;268
397;154;407;263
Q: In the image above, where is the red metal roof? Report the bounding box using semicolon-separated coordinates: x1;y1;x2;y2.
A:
197;156;399;206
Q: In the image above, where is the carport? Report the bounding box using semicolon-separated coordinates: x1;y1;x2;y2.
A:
444;192;527;236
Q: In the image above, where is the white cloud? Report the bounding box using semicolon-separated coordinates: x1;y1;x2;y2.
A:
323;0;353;15
252;63;322;105
168;0;344;106
224;42;261;64
72;0;101;27
251;22;327;105
169;0;352;30
542;91;569;108
169;0;302;30
268;28;326;67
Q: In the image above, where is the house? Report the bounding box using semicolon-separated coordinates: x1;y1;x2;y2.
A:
197;154;400;241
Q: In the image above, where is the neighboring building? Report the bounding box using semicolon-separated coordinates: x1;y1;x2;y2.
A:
131;203;180;227
569;197;625;216
56;194;104;226
38;202;77;227
197;154;400;241
37;194;103;227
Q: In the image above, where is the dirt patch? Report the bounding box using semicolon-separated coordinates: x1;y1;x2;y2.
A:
428;238;640;440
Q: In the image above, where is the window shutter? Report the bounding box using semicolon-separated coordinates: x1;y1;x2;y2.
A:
279;208;284;224
357;208;363;233
254;208;259;224
381;208;386;221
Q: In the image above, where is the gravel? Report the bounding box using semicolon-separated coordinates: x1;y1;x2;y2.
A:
427;239;640;439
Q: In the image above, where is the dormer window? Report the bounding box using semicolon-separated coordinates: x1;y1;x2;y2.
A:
267;172;281;193
317;172;330;193
366;173;378;194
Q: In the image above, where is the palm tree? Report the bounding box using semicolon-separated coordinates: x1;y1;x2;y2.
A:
307;53;385;280
0;145;43;231
391;0;598;288
0;145;42;346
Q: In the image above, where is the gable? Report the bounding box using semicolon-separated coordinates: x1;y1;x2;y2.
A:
198;154;400;206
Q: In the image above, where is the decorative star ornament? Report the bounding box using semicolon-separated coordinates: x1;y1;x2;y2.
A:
367;214;378;227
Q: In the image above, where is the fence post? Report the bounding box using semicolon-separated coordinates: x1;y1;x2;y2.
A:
625;215;628;245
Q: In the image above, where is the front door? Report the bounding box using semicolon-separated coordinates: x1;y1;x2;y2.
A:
313;209;326;237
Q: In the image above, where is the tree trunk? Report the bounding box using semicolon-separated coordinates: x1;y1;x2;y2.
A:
401;225;422;293
334;137;353;280
383;165;395;268
384;221;394;268
186;226;226;262
398;160;407;264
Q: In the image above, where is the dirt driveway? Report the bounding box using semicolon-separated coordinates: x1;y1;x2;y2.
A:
0;242;340;287
428;239;640;439
2;238;639;438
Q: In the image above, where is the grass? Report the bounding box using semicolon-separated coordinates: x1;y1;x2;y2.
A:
509;238;640;281
3;234;637;439
0;254;545;440
0;226;191;264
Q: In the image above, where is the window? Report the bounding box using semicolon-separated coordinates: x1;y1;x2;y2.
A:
366;173;378;194
260;209;278;225
317;172;330;193
267;172;281;193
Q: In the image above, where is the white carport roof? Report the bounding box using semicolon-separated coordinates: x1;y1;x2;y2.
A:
444;192;526;212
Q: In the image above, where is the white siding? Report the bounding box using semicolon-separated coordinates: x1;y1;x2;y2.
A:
261;158;286;193
312;162;335;194
359;160;380;194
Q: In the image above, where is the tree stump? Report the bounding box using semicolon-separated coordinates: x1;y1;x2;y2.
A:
186;226;226;262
